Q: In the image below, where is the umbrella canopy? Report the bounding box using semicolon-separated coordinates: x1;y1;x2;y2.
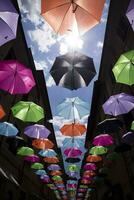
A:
50;51;96;90
0;60;35;94
17;147;34;156
11;101;44;122
24;124;50;139
50;171;62;176
43;157;59;163
35;169;47;176
67;171;79;177
38;149;57;157
52;176;62;181
0;105;6;119
24;155;40;163
126;0;134;30
122;132;134;145
31;162;44;170
90;146;108;155
0;0;19;46
81;179;91;185
79;185;88;189
62;138;84;148
102;93;134;116
0;122;18;137
131;121;134;130
32;139;54;150
57;97;89;120
60;123;86;136
65;157;81;163
41;0;105;35
112;50;134;85
64;147;82;157
84;163;96;171
67;164;79;172
83;171;96;177
48;164;61;171
93;134;114;146
86;155;102;163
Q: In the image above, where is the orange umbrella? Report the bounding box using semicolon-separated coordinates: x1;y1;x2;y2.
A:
60;123;86;136
86;155;102;163
43;157;59;163
0;105;5;119
41;0;105;35
50;170;62;176
32;139;54;149
81;179;91;185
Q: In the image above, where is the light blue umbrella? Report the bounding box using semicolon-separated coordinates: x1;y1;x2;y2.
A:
62;138;85;148
35;169;47;176
57;97;89;120
0;122;18;136
38;149;57;157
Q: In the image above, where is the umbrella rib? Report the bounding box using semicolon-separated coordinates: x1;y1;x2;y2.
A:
42;2;70;13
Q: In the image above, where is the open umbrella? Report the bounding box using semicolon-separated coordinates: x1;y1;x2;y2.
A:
41;0;105;35
50;51;96;90
0;105;6;119
84;163;96;171
90;146;108;155
122;132;134;145
52;176;62;181
17;147;34;156
38;149;57;157
50;171;62;176
60;123;86;136
32;139;54;150
62;137;84;148
79;185;88;189
131;121;134;130
65;157;81;163
57;97;89;120
0;122;18;137
126;0;134;30
24;124;50;139
64;147;82;157
43;157;59;163
31;162;44;170
102;93;134;116
93;134;114;146
67;164;79;172
24;155;40;163
35;169;47;176
112;50;134;85
11;101;44;122
86;155;102;163
0;60;35;94
48;164;61;171
83;171;96;177
0;0;19;46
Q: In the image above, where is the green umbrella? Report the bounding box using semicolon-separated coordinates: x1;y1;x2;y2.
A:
79;185;88;189
131;121;134;131
31;162;44;170
67;164;79;172
112;50;134;86
17;146;34;156
52;176;62;181
11;101;44;122
89;146;108;155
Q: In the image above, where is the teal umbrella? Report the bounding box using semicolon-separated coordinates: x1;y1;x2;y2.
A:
0;122;18;136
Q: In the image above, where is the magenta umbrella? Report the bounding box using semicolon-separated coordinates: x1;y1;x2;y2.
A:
24;155;40;163
67;184;77;188
93;134;114;146
84;163;96;171
64;147;82;158
0;60;35;94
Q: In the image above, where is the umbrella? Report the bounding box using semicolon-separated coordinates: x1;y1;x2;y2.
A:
60;123;86;136
86;155;102;163
35;170;47;176
65;157;81;163
126;0;134;30
17;147;34;156
102;93;134;116
62;138;84;148
57;97;89;120
24;155;40;163
90;146;108;155
43;157;59;163
0;0;19;46
78;189;87;193
83;171;96;177
131;121;134;130
112;50;134;85
0;105;6;119
67;164;79;172
32;139;54;150
52;176;62;181
93;134;114;146
50;51;96;90
79;185;88;189
24;124;50;139
67;171;79;177
122;132;134;145
38;149;57;157
84;163;96;171
31;163;44;170
0;60;35;94
40;174;49;180
0;122;18;137
11;101;44;122
81;179;91;185
48;164;61;171
50;171;62;176
41;0;105;35
64;147;82;157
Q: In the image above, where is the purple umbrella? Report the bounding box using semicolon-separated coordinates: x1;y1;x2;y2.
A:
67;171;79;178
24;155;40;163
93;134;114;146
122;132;134;145
102;93;134;116
64;147;82;158
0;60;35;94
0;0;19;46
47;164;61;171
126;0;134;30
84;163;96;171
24;124;50;139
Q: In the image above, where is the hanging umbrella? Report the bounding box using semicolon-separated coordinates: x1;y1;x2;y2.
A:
84;163;96;171
17;146;34;156
48;164;61;171
79;185;88;189
57;97;89;120
41;0;105;35
11;101;44;122
0;122;18;137
67;171;79;178
65;157;81;163
24;155;40;163
81;179;91;185
35;169;47;176
90;146;108;155
67;164;79;172
122;132;134;145
64;147;82;157
24;124;50;139
50;51;96;90
32;139;54;150
0;60;36;94
62;137;84;148
0;0;19;46
112;50;134;85
93;134;114;146
42;177;51;183
0;105;6;119
60;123;86;136
102;93;134;116
38;149;57;157
126;0;134;31
83;171;96;177
78;188;87;193
131;121;134;130
50;171;62;176
31;162;44;170
52;176;62;181
86;155;102;163
40;174;49;180
43;157;59;163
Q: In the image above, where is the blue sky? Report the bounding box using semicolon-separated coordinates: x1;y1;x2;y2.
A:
17;0;110;180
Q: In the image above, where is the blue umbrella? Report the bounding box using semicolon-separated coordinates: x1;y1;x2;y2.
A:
38;149;57;157
0;122;18;136
62;138;85;148
57;97;89;120
35;169;47;176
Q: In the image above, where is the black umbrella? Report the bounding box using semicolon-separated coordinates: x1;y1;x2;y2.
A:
50;51;96;90
65;157;81;163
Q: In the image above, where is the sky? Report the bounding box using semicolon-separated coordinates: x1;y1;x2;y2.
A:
17;0;110;181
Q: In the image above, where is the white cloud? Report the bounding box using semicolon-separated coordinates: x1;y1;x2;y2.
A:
46;76;56;87
34;60;48;71
97;41;103;49
59;42;68;55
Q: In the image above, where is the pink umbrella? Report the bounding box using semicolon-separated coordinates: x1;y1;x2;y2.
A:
0;60;35;94
93;134;114;146
84;163;96;171
64;147;82;158
24;155;40;163
67;184;77;188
